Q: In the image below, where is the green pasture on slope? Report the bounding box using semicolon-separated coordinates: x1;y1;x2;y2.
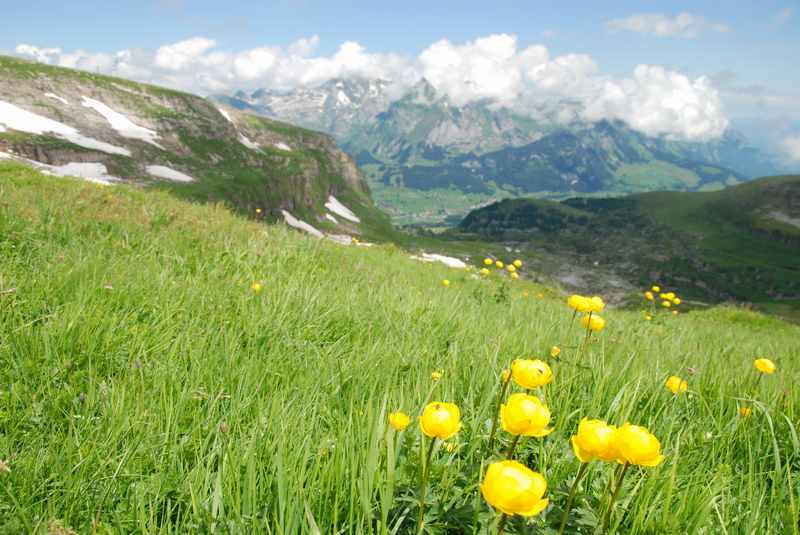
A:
0;162;798;533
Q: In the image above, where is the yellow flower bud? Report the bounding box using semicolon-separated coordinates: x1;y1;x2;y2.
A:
754;358;776;374
645;315;652;321
672;310;678;315
511;359;553;389
612;423;664;467
510;272;519;280
255;208;262;214
588;296;605;313
501;369;511;383
507;264;516;273
480;268;490;276
581;314;605;332
739;407;752;418
480;460;548;517
672;297;681;305
251;282;263;293
495;260;504;269
388;411;410;431
500;393;553;437
665;376;688;395
441;279;450;287
420;402;461;440
444;442;456;453
550;346;561;358
652;285;661;293
571;418;617;462
665;292;675;300
661;300;671;308
644;291;654;301
567;295;591;312
484;257;493;265
513;259;522;268
431;371;443;381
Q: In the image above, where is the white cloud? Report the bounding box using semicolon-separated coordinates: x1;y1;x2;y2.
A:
607;12;730;38
779;136;800;163
14;33;730;141
775;7;794;24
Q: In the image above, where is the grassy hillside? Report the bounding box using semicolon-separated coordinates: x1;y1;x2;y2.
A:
457;176;800;320
0;164;798;533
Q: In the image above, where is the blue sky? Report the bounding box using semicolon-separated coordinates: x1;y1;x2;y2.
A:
2;0;799;157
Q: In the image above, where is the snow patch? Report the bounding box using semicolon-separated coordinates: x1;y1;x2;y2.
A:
412;253;467;269
337;90;351;106
325;195;360;223
324;213;338;224
239;134;260;150
769;210;800;229
0;124;5;133
0;100;130;155
0;151;10;158
81;97;163;149
326;234;353;245
50;162;119;185
45;93;69;105
281;210;324;238
217;107;233;123
146;165;194;183
274;142;292;151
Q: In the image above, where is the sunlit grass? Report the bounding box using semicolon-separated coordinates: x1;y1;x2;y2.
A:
0;162;797;533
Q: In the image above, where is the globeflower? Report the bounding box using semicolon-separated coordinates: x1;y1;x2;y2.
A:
581;314;605;332
665;292;676;300
513;259;522;268
612;423;664;467
511;359;553;389
480;268;490;276
652;285;661;293
495;260;504;269
739;407;753;417
661;300;672;308
507;264;516;273
571;418;617;462
500;393;553;437
251;282;263;293
420;402;461;439
754;358;776;374
481;460;548;517
484;258;493;266
567;294;591;313
673;297;681;305
665;376;688;395
388;411;410;431
510;272;519;280
589;296;605;313
441;279;450;287
431;371;442;381
644;291;654;301
550;346;561;358
501;369;511;383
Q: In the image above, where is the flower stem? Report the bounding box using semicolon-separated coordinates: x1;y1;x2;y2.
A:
487;372;512;454
558;462;589;535
497;513;508;535
505;435;521;460
602;462;630;533
417;437;437;534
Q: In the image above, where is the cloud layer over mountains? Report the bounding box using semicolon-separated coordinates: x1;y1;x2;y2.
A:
13;33;728;141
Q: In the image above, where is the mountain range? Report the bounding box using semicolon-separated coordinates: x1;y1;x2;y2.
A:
215;78;782;224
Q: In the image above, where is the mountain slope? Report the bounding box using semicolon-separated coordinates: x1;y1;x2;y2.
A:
0;56;393;240
457;175;800;319
216;79;781;224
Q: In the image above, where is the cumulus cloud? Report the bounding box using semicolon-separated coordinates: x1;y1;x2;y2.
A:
607;12;730;38
779;136;800;164
14;33;730;141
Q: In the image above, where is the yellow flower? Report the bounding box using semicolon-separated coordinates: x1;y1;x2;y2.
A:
501;369;511;383
420;402;461;440
441;279;450;287
645;315;652;321
588;296;605;313
665;376;688;395
567;294;591;312
484;258;494;266
550;346;561;358
495;260;504;269
754;358;776;374
255;208;262;214
444;442;457;453
739;407;752;418
431;371;443;381
661;300;672;308
480;460;548;517
612;423;664;467
511;359;554;389
659;293;668;300
581;314;605;332
388;411;411;431
507;264;516;273
644;291;654;301
480;268;490;276
500;393;553;437
513;259;522;268
672;297;681;305
510;272;519;280
251;282;263;293
652;285;661;293
665;292;676;300
672;310;678;316
571;418;618;462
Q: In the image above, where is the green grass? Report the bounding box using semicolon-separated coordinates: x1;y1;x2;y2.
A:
0;163;798;533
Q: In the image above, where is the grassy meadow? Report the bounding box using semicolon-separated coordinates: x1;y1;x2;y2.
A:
0;161;798;534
